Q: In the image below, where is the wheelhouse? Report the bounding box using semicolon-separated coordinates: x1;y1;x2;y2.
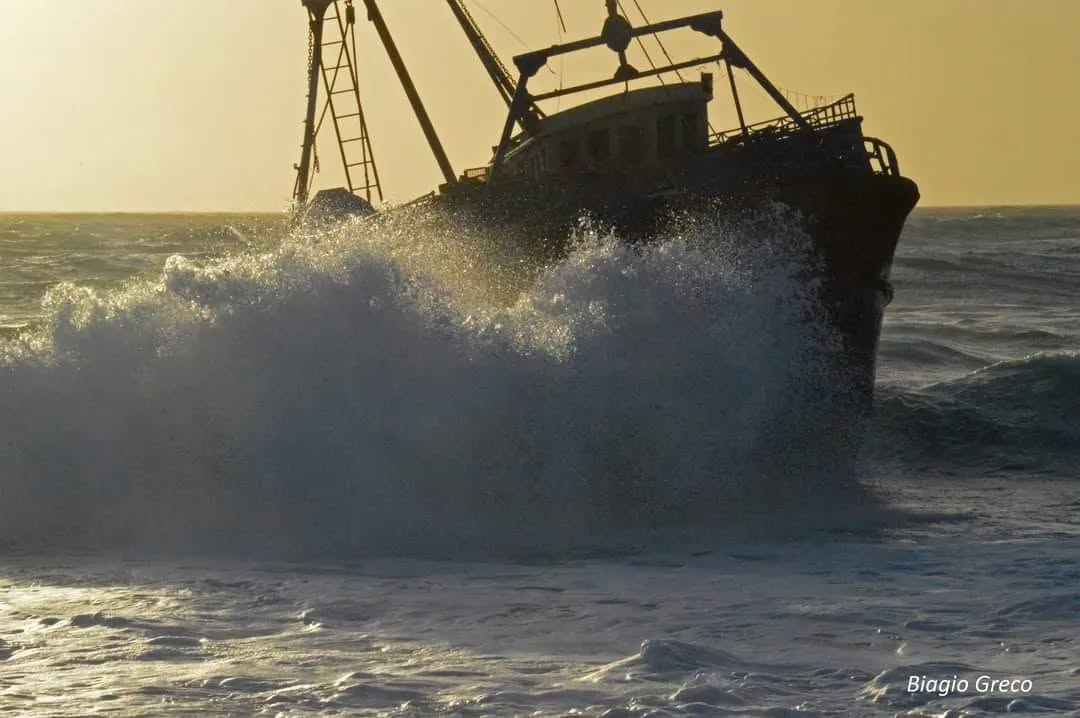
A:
501;80;712;180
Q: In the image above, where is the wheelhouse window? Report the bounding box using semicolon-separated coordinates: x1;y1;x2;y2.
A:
657;114;676;159
559;138;580;168
682;112;701;152
617;125;646;165
586;128;610;164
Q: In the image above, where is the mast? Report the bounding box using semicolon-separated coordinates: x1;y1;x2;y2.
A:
724;59;748;137
294;0;334;205
444;0;515;108
444;0;543;133
361;0;457;185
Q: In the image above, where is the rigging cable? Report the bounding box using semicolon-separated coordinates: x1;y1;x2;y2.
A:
469;0;530;49
617;1;663;86
625;0;685;82
777;86;838;111
307;22;321;188
620;0;716;135
552;1;565;110
466;0;557;77
553;0;567;33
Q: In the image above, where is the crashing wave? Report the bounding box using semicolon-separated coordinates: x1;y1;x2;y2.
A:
0;209;867;555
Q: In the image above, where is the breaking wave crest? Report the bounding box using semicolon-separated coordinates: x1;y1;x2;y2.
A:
0;208;865;556
869;352;1080;477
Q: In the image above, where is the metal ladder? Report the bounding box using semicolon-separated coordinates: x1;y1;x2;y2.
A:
317;0;383;202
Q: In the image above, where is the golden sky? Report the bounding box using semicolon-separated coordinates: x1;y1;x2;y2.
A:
1;0;1077;211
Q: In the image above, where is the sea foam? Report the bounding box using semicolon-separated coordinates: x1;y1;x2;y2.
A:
0;207;863;555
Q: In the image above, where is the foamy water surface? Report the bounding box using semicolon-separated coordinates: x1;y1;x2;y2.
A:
0;207;1078;716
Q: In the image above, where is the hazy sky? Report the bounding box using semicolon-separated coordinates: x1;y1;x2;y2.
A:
1;0;1077;211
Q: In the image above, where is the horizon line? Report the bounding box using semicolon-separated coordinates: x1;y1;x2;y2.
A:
3;202;1079;215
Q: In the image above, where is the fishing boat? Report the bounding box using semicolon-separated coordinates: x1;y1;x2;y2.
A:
290;0;919;410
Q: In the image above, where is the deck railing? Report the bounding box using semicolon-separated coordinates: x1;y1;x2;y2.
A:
710;94;860;145
862;136;900;177
460;95;900;182
710;94;903;177
462;166;491;181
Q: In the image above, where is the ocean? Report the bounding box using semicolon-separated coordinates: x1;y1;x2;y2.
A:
0;206;1077;716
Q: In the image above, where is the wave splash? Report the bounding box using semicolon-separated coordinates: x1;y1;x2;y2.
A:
869;352;1080;477
0;208;863;555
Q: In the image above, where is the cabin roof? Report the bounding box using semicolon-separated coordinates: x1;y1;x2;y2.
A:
537;82;709;136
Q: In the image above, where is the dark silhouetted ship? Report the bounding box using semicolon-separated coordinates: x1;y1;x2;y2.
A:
291;0;919;410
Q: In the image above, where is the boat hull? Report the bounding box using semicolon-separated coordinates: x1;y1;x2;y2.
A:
426;168;918;411
779;172;920;409
308;161;917;415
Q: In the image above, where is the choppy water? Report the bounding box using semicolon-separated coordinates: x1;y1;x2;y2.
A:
0;206;1077;716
